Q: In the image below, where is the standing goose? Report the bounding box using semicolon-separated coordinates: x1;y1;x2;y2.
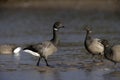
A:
23;22;64;66
102;40;120;65
84;26;104;62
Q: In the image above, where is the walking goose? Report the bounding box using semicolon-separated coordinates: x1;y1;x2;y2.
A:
84;26;104;62
23;22;64;66
102;39;120;65
0;44;21;54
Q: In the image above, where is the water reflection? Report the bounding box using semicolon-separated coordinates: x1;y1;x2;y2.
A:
43;68;112;80
0;53;114;80
104;71;120;80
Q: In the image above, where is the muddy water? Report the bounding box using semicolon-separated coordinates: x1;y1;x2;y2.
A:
0;9;120;80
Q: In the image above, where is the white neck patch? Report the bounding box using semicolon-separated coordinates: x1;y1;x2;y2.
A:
54;28;58;31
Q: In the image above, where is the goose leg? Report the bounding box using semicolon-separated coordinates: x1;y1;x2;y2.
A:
92;54;96;62
114;62;117;67
114;62;119;70
36;57;41;66
100;54;104;62
43;57;49;66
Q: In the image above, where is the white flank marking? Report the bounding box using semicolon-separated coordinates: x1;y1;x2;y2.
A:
14;47;22;54
13;47;22;61
24;50;40;57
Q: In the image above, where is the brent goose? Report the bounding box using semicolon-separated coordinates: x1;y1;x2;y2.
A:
0;44;21;54
84;26;104;62
102;39;120;65
23;22;64;66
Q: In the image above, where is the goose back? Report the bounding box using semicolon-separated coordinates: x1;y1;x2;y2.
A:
0;44;17;54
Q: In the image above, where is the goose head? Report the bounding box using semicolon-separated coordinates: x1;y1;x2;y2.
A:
83;25;92;34
83;25;92;41
53;22;64;31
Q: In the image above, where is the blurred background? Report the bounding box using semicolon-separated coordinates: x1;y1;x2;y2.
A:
0;0;120;45
0;0;120;12
0;1;120;80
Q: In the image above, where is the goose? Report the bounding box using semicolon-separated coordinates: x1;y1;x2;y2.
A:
102;39;120;65
84;26;104;62
0;44;22;55
23;21;64;66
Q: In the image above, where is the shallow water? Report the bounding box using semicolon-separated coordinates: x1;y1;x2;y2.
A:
0;8;120;80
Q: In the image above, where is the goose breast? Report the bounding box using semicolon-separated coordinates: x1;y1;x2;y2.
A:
35;41;58;58
88;38;104;54
112;45;120;62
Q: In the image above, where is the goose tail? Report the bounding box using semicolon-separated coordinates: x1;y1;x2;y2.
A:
13;47;22;54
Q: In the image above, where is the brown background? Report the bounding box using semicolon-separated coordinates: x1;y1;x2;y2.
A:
0;0;119;12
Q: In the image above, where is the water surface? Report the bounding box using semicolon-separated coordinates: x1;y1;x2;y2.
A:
0;8;120;80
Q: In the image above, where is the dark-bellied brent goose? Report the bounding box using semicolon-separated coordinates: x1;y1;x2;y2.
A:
102;39;120;65
23;21;64;66
84;26;104;62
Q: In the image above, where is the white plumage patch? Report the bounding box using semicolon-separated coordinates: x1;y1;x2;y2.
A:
54;28;58;31
24;50;40;57
14;47;22;54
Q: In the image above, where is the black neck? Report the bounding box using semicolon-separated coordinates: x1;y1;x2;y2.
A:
51;28;59;46
85;31;91;41
104;46;113;61
84;31;91;49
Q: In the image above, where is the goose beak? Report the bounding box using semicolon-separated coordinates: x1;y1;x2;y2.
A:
58;26;64;29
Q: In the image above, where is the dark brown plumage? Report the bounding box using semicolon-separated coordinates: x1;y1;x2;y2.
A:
23;22;64;66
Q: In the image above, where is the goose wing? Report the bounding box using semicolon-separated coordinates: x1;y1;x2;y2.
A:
24;41;57;57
